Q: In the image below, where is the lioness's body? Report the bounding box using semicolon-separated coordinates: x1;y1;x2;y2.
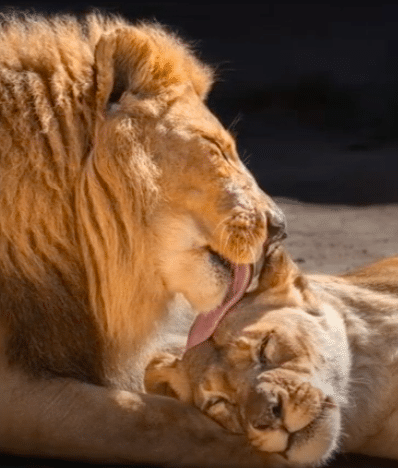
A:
0;12;285;466
146;250;398;466
311;257;398;460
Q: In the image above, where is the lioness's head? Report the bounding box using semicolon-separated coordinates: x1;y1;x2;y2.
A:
145;247;350;466
93;22;285;314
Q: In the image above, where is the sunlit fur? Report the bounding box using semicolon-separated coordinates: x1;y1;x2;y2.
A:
146;248;398;466
0;12;284;465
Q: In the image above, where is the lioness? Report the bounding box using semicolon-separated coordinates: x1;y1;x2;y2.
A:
0;12;285;467
145;246;398;466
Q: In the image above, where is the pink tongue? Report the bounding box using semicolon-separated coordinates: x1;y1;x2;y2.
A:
185;263;253;351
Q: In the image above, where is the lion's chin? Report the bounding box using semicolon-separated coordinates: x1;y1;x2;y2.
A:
161;247;233;314
181;245;261;315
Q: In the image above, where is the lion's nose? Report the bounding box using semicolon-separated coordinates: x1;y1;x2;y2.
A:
245;386;284;430
266;207;287;243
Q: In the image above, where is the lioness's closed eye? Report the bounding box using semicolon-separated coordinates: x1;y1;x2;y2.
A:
145;247;398;467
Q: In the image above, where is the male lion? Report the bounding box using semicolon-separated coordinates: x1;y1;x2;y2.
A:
146;245;398;466
0;12;286;467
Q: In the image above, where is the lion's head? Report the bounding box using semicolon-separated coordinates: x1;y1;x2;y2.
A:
80;18;286;339
145;247;350;466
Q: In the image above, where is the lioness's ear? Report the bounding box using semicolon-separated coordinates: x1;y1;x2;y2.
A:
94;25;214;111
258;245;298;291
258;246;317;306
144;352;192;403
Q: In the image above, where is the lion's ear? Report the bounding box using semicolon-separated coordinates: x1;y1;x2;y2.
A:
94;25;213;112
94;29;139;111
144;352;192;403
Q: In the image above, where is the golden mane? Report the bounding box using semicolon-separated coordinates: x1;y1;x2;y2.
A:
0;12;215;377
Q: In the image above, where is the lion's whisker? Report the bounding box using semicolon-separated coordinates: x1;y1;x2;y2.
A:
213;215;233;236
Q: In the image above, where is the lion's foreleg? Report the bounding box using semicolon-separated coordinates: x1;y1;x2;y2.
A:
0;367;277;467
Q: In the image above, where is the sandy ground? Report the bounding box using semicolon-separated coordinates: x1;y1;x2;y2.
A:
278;198;398;274
1;198;398;468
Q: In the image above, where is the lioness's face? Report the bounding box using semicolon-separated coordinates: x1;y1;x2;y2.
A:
148;87;285;312
145;252;350;466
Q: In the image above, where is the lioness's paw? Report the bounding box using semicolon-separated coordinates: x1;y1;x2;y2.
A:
245;379;339;466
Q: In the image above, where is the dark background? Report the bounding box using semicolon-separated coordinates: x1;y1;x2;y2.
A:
0;3;398;468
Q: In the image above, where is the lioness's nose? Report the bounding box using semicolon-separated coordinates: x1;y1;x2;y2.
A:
245;387;283;430
266;206;287;243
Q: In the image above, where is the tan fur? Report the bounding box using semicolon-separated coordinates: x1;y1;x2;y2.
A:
146;246;398;466
0;12;286;465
